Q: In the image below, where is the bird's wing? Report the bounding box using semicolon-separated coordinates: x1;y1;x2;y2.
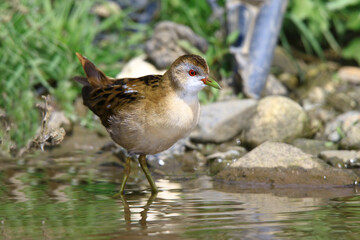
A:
83;75;163;127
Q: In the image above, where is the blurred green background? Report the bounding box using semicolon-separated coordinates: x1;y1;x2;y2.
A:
0;0;359;152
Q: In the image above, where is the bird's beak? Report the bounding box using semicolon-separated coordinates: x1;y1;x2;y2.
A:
201;78;221;89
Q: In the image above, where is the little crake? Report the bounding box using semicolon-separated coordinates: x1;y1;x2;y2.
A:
75;53;220;194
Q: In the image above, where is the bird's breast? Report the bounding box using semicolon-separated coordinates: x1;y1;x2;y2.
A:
143;94;199;151
107;93;200;155
155;94;200;137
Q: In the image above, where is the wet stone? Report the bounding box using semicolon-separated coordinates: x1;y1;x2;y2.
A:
291;138;338;156
216;142;357;186
216;167;357;187
206;149;245;162
228;142;326;169
208;158;233;175
319;150;360;168
206;147;247;175
146;138;189;172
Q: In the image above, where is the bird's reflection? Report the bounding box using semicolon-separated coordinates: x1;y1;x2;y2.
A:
119;193;157;230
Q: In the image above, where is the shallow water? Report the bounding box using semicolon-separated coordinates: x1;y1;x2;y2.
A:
2;126;360;239
1;173;360;240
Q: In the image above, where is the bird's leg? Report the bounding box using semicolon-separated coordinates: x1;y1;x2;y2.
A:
118;156;132;194
139;154;158;193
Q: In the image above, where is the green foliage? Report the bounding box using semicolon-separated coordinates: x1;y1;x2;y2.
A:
159;0;224;37
342;38;360;64
0;0;145;149
9;0;360;150
283;0;360;64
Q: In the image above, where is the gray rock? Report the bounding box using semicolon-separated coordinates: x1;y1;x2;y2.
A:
324;111;360;148
272;47;299;75
278;72;299;90
206;147;247;175
319;150;360;168
206;149;245;161
145;21;208;69
190;99;257;143
91;2;121;18
48;111;72;133
231;142;326;169
117;0;160;23
216;142;357;186
338;66;360;85
340;123;360;149
291;138;338;156
263;74;288;97
116;55;165;78
327;91;358;112
147;137;188;168
241;96;309;147
305;86;327;107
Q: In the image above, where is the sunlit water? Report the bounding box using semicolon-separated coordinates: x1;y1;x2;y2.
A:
1;174;360;240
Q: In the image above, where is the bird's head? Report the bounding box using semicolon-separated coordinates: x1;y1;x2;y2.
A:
167;54;221;95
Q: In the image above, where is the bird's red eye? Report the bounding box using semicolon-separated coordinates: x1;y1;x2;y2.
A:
189;69;196;76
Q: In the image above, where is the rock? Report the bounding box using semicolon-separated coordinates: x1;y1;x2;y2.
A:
190;99;257;143
206;147;247;175
147;137;189;169
206;148;247;161
116;55;165;78
241;96;309;147
272;46;299;75
74;97;88;117
91;2;121;18
307;86;327;106
48;111;72;133
338;66;360;84
231;142;325;169
340;123;360;149
324;111;360;149
263;74;288;96
28;97;70;153
327;91;358;112
307;106;336;124
117;0;160;23
291;138;338;156
47;128;66;146
319;150;360;168
278;72;299;90
208;158;232;176
145;21;208;69
216;142;357;186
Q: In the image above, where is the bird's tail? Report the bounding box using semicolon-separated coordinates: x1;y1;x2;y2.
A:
75;52;112;88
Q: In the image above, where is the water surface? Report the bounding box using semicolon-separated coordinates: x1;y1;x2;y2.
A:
2;127;359;239
1;173;359;240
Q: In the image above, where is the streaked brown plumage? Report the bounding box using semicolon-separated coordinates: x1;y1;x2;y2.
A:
75;52;220;194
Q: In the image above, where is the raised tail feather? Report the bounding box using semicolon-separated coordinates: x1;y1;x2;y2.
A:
74;53;110;116
75;52;112;88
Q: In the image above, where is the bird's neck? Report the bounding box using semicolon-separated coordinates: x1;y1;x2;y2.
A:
163;70;200;105
176;89;199;106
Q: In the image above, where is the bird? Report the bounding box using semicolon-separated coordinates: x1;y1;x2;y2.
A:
74;52;220;194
